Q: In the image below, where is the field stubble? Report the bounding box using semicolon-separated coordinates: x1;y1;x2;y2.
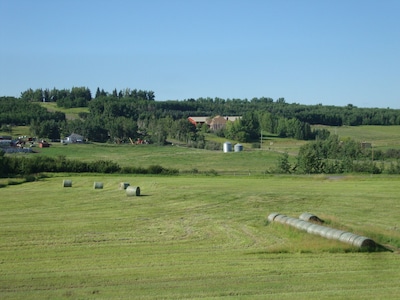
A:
1;175;400;299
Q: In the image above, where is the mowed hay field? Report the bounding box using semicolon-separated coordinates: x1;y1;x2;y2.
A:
32;142;284;174
1;174;400;299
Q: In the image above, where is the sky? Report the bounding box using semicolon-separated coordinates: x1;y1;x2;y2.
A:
1;0;399;108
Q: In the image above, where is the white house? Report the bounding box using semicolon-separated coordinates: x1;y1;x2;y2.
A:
63;133;84;143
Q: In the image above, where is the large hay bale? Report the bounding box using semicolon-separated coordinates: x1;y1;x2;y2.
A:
274;214;289;223
63;180;72;187
126;186;140;196
299;212;324;223
94;182;103;189
352;236;376;249
119;182;130;190
267;212;281;222
269;212;376;250
324;228;346;240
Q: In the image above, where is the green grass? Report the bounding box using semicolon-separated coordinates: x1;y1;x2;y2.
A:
0;126;30;138
313;125;400;150
1;174;399;299
10;125;400;174
32;142;284;174
2;122;400;298
39;102;89;120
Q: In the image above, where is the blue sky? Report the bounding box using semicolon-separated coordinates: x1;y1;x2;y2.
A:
1;0;399;108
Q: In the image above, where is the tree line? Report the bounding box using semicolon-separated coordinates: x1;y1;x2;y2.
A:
275;134;400;175
0;152;178;178
2;87;400;145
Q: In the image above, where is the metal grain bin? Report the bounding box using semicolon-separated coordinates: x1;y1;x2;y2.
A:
234;143;243;152
223;142;232;153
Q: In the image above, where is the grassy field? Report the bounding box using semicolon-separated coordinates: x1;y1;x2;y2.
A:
313;125;400;150
1;174;400;299
31;142;283;174
2;122;400;298
39;102;89;120
23;124;400;174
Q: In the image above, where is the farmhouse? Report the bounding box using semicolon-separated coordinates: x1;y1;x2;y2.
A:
188;115;241;131
63;133;84;144
188;116;209;127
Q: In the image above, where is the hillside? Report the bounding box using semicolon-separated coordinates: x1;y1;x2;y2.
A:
39;102;89;120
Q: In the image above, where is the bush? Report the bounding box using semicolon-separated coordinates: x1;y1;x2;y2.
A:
205;169;218;176
352;161;383;174
24;175;36;182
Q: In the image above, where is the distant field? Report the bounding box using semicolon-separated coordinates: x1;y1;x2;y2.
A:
1;174;399;298
39;102;89;120
32;142;284;174
3;124;400;174
0;126;30;138
313;125;400;150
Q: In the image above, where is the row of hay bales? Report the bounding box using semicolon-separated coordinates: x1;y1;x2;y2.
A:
62;180;140;196
268;212;376;249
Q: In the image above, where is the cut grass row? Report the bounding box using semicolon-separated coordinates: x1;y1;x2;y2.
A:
1;174;399;298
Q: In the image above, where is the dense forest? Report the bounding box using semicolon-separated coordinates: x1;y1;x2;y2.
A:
2;86;400;145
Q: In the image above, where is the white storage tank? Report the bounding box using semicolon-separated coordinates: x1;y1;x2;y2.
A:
234;143;243;152
223;141;232;153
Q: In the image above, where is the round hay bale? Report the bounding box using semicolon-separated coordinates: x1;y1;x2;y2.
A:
285;217;299;226
307;224;324;235
299;212;324;223
296;220;314;231
289;219;303;229
267;212;281;222
325;228;346;240
338;232;355;243
126;186;140;196
119;182;130;190
352;236;376;249
63;180;72;187
338;232;359;245
93;182;103;189
274;214;289;224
